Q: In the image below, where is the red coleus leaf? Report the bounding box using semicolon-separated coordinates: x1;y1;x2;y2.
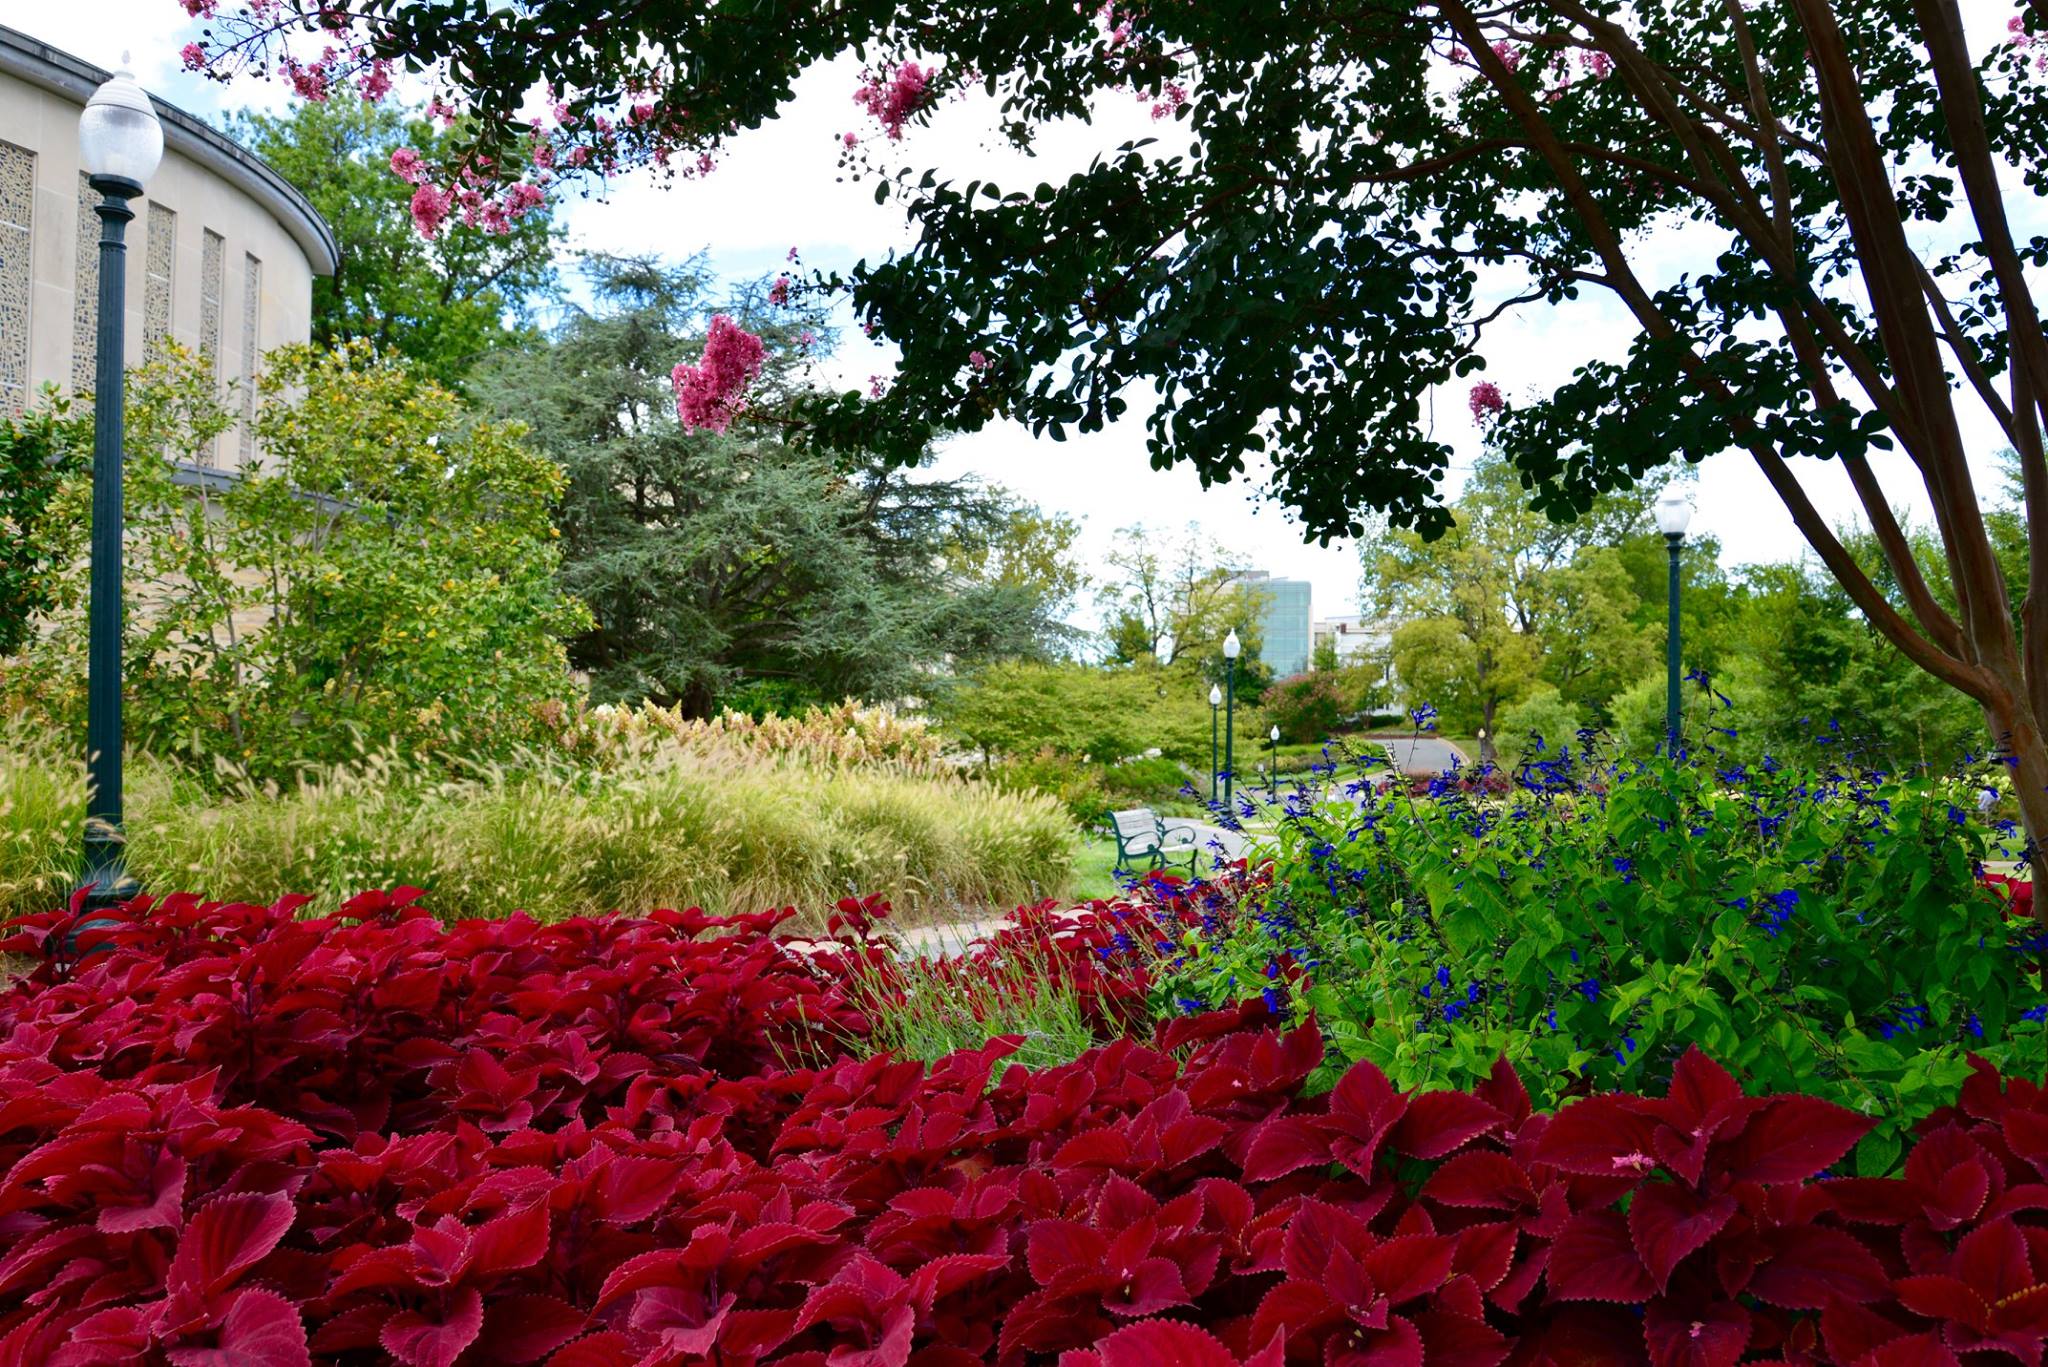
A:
1955;1216;2034;1304
1719;1096;1871;1185
473;1294;587;1364
381;1287;486;1367
1628;1183;1737;1292
1547;1208;1656;1304
1532;1095;1662;1180
542;1330;636;1367
1422;1151;1537;1210
1820;1299;1915;1364
1891;1276;1990;1331
1057;1317;1274;1367
164;1287;311;1367
98;1151;187;1234
465;1200;552;1280
1362;1234;1457;1307
168;1193;297;1299
1387;1090;1505;1160
1239;1116;1330;1183
1865;1333;1962;1367
1745;1226;1890;1310
1409;1309;1509;1367
1282;1201;1375;1286
1643;1300;1748;1367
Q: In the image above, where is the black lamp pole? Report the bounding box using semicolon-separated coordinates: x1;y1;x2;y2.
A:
80;174;143;908
1664;530;1683;752
1223;655;1237;811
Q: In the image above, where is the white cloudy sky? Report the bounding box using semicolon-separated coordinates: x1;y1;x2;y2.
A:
6;1;2037;628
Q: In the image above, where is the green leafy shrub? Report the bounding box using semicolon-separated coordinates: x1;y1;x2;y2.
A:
1155;742;2047;1166
1496;686;1584;765
2;341;588;781
0;395;85;658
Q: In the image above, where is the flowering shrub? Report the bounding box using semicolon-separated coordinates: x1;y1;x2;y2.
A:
0;888;2044;1363
1161;745;2048;1169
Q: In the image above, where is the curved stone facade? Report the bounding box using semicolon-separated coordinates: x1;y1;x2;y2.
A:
0;25;337;470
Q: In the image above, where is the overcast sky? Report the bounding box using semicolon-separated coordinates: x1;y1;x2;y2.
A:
6;2;2037;630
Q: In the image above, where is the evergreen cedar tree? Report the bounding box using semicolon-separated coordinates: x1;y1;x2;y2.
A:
185;2;2048;901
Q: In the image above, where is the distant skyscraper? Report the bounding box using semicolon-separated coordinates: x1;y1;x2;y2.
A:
1230;570;1313;677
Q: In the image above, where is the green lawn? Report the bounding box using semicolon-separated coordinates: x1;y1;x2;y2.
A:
1072;836;1125;902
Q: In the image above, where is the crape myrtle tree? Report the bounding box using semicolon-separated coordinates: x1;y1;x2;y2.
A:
187;2;2048;890
227;98;561;389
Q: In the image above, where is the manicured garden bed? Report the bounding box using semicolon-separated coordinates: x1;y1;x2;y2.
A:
0;885;2041;1365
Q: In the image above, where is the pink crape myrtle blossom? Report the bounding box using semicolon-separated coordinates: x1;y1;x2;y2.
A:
867;375;887;399
389;147;426;184
357;60;393;102
282;53;333;101
180;43;208;71
968;350;990;372
768;275;791;307
409;184;453;239
1580;49;1614;78
853;60;932;141
1468;381;1505;426
1150;81;1188;120
1490;41;1522;72
672;315;767;433
426;94;460;127
179;0;217;15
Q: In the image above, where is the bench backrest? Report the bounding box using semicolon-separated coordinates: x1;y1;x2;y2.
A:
1111;808;1161;851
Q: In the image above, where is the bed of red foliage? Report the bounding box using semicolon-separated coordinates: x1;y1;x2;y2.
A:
0;889;2040;1366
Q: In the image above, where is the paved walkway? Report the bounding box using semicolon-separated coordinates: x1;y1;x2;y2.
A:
1380;736;1470;775
889;819;1247;958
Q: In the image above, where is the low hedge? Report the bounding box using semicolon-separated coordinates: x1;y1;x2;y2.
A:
0;891;2040;1364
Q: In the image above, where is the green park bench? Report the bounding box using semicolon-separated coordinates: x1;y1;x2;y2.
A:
1109;808;1201;877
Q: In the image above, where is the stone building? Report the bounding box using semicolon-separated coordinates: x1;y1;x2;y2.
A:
0;24;337;469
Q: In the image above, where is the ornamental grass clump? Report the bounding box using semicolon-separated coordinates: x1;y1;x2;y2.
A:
1157;731;2048;1170
0;726;1075;926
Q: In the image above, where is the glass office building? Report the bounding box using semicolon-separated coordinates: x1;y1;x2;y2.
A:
1232;571;1313;678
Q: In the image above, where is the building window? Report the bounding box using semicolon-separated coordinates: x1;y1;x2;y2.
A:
71;174;98;393
199;229;224;466
238;253;260;466
145;203;175;351
0;141;31;413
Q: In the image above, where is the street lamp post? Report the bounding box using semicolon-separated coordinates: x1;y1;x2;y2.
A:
1222;630;1241;810
1208;684;1222;805
1268;724;1280;799
76;62;162;907
1654;489;1694;754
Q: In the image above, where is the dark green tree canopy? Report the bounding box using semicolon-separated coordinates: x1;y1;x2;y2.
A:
477;254;1080;714
228;98;561;388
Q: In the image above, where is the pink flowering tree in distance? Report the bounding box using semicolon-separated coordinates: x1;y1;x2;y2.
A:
185;1;2048;887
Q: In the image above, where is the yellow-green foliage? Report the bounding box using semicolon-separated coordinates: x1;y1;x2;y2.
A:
0;727;1076;928
541;699;946;772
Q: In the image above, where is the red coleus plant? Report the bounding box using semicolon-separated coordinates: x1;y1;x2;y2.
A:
0;891;2042;1365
